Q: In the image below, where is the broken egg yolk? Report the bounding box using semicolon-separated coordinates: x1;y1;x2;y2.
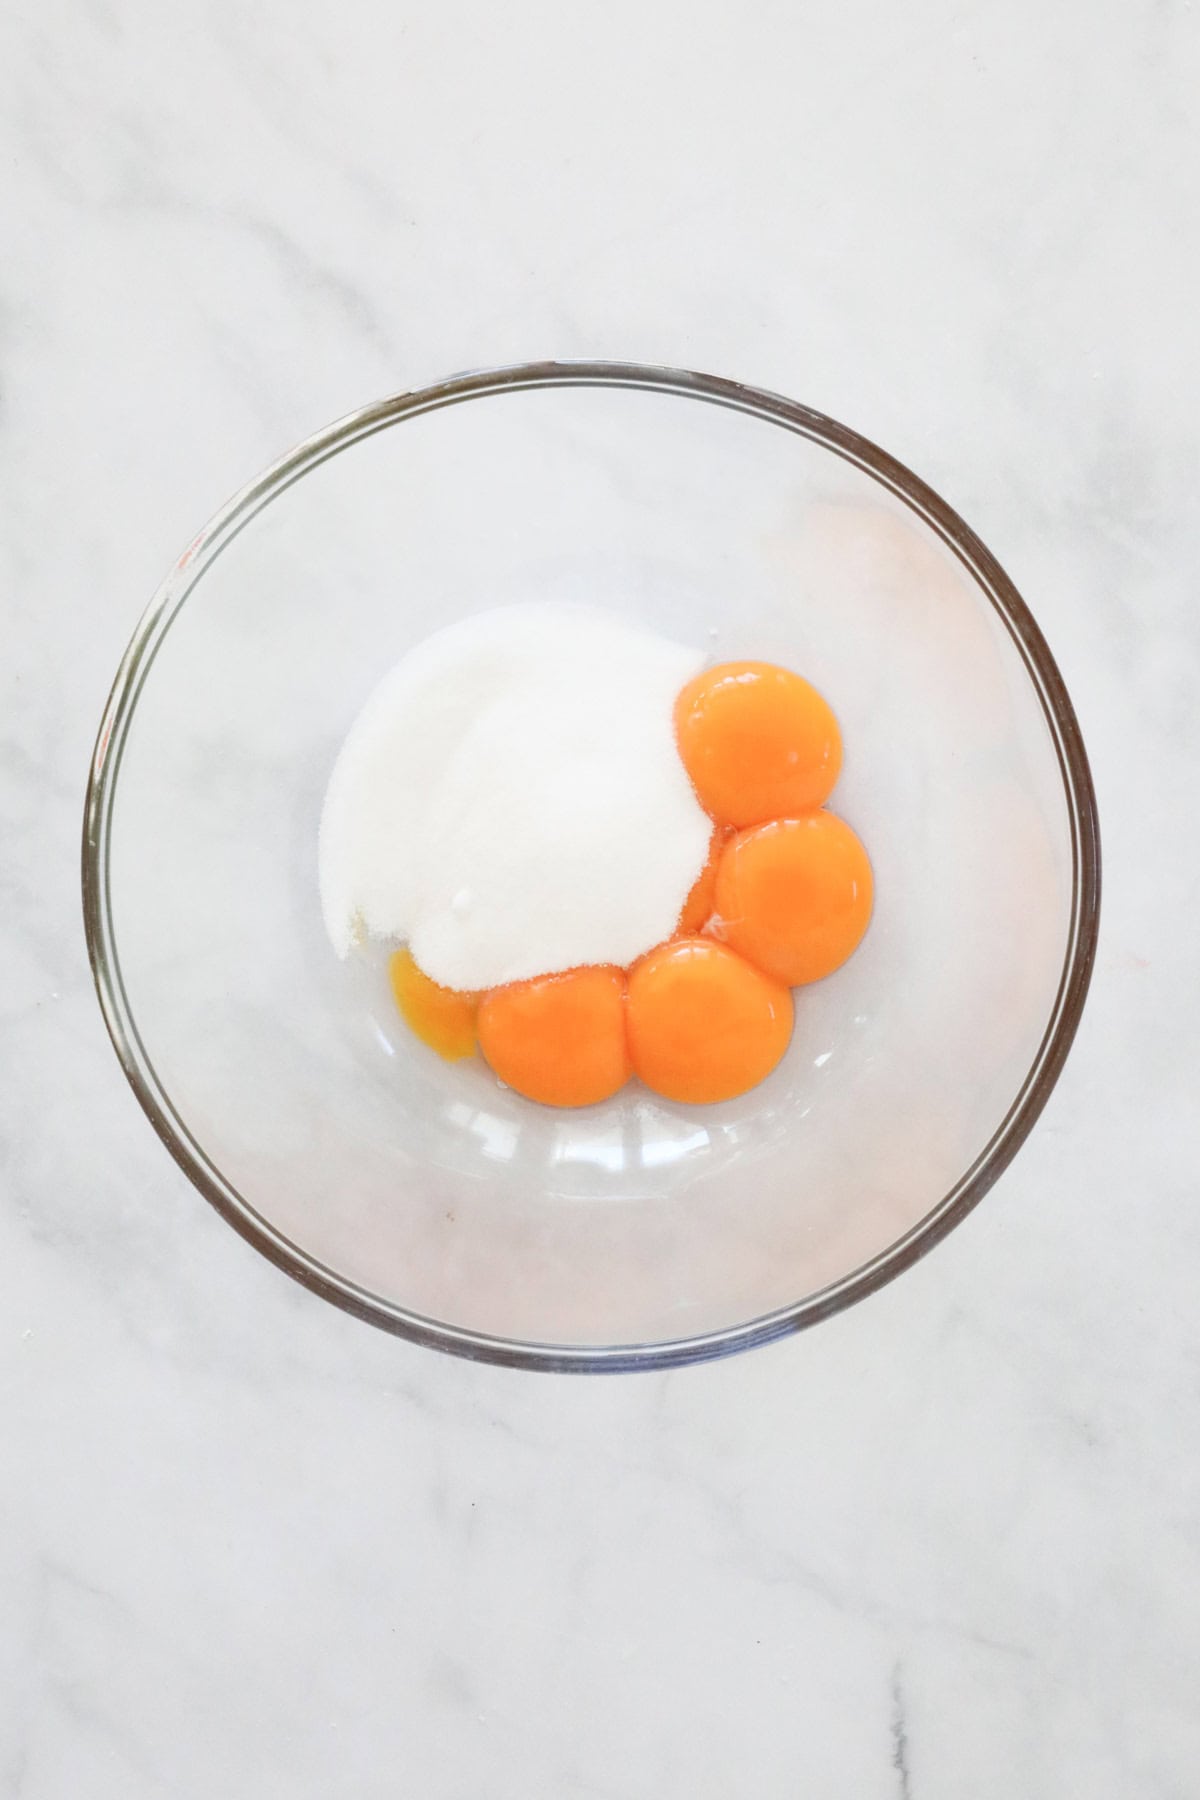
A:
674;660;842;827
676;824;732;935
389;949;478;1062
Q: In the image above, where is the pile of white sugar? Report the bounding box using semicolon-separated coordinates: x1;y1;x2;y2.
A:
318;604;712;992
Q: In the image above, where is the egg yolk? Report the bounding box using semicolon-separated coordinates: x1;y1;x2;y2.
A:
712;812;873;986
676;825;732;935
626;937;793;1104
477;964;631;1107
389;949;479;1062
674;661;842;827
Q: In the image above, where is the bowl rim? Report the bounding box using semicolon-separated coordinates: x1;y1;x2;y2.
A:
82;358;1102;1373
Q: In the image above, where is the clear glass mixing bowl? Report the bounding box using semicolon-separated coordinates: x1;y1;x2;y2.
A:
83;362;1100;1370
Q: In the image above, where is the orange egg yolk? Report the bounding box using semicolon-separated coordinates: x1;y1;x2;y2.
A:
626;937;793;1104
712;811;873;986
676;825;733;935
389;949;479;1062
477;964;632;1108
674;660;842;827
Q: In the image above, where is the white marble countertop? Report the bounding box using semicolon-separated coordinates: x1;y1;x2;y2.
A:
4;2;1199;1794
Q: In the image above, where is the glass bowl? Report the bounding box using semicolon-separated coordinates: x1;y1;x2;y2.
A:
83;361;1100;1371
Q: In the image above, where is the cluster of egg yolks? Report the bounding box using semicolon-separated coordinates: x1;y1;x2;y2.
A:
676;663;872;992
390;659;871;1108
675;825;733;937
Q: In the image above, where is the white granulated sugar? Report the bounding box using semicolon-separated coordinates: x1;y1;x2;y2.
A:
319;604;711;991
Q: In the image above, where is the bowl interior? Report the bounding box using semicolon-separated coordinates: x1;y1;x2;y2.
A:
94;370;1090;1362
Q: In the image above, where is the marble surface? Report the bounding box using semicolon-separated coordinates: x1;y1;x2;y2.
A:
3;0;1199;1793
